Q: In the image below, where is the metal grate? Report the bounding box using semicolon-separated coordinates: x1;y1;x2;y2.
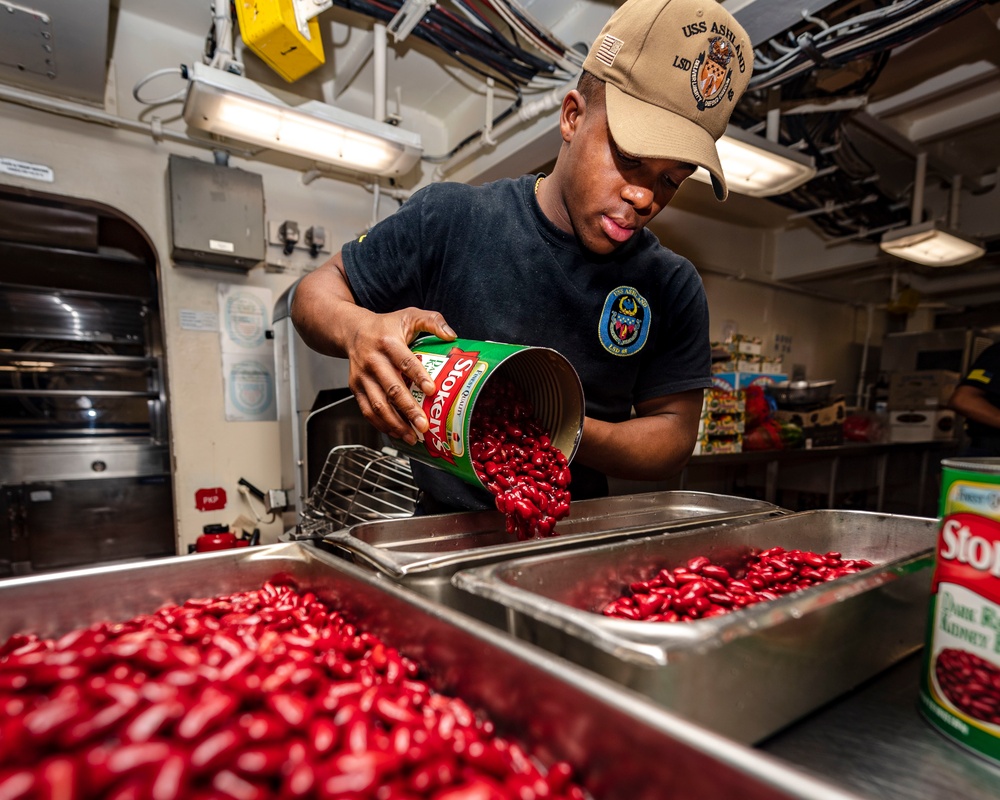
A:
296;444;419;538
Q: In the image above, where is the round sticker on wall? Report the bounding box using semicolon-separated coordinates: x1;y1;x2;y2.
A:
224;291;268;350
228;360;273;416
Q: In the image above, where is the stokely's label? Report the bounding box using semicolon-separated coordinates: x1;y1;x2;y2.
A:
410;347;486;464
934;512;1000;604
392;336;584;492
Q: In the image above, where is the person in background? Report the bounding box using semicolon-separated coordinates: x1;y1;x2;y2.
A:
291;0;754;513
947;342;1000;457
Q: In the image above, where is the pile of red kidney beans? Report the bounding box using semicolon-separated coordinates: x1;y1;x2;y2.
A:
935;648;1000;725
602;546;875;623
470;378;572;540
0;582;586;800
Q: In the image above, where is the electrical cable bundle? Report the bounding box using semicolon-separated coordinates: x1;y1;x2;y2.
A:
332;0;581;94
730;0;986;241
749;0;984;91
329;1;582;163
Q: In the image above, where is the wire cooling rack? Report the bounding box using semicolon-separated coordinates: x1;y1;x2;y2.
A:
295;444;419;539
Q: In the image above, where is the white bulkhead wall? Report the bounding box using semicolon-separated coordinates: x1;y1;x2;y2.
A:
0;8;434;552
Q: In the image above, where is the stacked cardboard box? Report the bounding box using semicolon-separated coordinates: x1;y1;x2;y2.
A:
710;372;788;393
774;399;846;448
711;335;784;376
694;388;746;455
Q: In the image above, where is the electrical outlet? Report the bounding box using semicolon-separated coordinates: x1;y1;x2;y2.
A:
267;220;331;256
266;489;291;514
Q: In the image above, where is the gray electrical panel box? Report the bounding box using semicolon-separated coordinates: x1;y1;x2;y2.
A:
168;155;265;272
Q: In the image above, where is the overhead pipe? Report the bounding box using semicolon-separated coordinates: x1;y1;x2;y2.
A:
855;303;874;408
433;78;576;180
948;173;962;228
373;22;388;123
910;151;927;226
2;83;192;148
212;0;236;72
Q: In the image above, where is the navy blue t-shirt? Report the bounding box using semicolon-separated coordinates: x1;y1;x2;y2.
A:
960;342;1000;450
342;174;711;509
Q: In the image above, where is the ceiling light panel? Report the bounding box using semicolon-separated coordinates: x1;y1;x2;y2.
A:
183;64;422;178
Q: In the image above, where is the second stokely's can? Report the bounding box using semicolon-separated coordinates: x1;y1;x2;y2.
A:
391;337;585;490
919;457;1000;764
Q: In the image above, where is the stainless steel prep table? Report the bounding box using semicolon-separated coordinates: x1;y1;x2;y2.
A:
611;440;961;517
760;652;1000;800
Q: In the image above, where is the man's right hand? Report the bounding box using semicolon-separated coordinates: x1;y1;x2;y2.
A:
343;305;457;444
290;253;456;445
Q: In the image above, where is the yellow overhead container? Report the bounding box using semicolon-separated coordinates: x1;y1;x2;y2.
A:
235;0;325;83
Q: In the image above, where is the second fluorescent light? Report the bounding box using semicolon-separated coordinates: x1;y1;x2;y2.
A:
689;126;817;198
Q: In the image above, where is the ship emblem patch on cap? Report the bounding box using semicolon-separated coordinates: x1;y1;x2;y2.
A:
599;286;650;356
691;36;734;110
594;34;624;67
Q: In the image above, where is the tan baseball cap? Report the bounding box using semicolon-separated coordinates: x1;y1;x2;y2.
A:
583;0;754;200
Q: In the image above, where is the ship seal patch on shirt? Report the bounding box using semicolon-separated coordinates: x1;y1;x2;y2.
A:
599;286;650;356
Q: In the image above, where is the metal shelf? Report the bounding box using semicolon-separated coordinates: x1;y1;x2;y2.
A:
0;351;157;368
0;389;160;398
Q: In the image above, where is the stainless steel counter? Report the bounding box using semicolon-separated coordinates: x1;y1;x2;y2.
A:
760;652;1000;799
611;441;961;517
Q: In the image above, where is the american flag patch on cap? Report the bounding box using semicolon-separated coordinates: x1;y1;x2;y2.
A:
594;34;624;67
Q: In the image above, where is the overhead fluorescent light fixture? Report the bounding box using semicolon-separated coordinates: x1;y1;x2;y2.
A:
689;126;817;198
183;63;422;177
880;221;985;267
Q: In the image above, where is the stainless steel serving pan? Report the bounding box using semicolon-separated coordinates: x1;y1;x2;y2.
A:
0;543;863;800
321;490;784;624
453;509;938;744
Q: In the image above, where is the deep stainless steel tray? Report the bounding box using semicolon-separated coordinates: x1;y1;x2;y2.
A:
322;490;784;623
453;509;938;744
0;543;863;800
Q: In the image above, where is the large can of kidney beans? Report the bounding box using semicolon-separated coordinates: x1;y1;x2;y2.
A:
392;336;585;490
919;457;1000;764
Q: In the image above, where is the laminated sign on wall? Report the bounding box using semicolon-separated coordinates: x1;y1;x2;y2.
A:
218;284;276;422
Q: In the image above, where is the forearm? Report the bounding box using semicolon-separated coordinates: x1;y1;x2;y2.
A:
290;255;373;358
949;386;1000;430
573;392;702;481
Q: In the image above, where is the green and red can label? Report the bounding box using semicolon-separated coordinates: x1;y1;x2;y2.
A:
390;336;584;491
411;345;487;470
920;460;1000;764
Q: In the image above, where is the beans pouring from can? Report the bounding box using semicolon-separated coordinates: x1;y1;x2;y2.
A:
469;377;572;540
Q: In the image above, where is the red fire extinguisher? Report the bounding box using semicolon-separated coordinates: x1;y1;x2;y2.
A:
193;524;259;553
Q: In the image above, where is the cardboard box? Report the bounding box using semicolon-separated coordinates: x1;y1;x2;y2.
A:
702;389;746;415
697;416;745;436
888;370;960;410
774;399;847;429
731;334;763;356
802;424;844;448
693;437;743;455
710;372;788;393
888;410;957;442
775;400;846;448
